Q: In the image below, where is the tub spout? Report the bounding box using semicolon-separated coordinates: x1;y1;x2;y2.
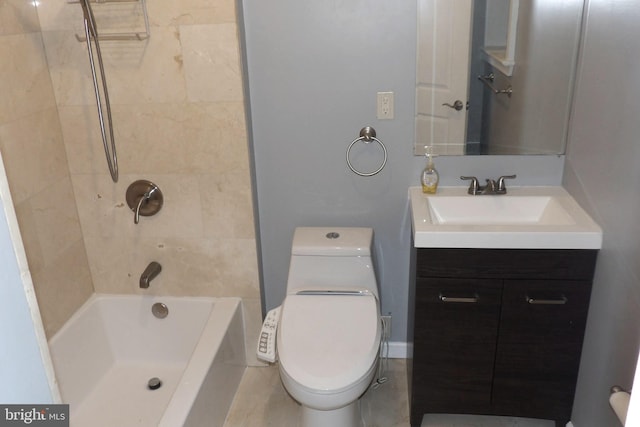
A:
140;261;162;288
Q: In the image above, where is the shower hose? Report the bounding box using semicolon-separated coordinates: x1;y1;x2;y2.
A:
79;0;119;182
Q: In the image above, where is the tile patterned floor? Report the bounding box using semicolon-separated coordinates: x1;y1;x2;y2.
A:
223;359;554;427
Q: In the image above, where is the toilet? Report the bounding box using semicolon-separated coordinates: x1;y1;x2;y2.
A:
276;227;382;427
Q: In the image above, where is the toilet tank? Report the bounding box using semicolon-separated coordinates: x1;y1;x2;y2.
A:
286;227;379;297
292;227;373;256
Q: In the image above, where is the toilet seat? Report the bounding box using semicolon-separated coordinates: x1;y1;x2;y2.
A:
277;293;381;393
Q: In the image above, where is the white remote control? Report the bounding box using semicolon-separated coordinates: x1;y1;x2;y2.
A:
256;305;281;363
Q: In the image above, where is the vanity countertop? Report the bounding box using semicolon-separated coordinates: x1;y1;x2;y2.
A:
410;186;602;249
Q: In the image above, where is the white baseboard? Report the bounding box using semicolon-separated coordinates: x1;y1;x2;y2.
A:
384;341;410;359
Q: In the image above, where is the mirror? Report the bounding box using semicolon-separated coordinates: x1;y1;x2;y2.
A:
415;0;585;155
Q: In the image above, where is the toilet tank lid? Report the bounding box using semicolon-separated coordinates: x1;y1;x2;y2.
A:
292;227;373;256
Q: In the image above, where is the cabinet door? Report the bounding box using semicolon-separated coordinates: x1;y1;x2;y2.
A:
492;280;592;421
412;277;502;415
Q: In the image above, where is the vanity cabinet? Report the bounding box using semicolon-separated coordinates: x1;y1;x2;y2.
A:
408;248;598;427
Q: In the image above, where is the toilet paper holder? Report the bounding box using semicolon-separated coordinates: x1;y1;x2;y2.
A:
610;385;629;394
610;385;631;425
611;385;629;394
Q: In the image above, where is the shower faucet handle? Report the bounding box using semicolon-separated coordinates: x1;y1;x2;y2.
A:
126;180;163;224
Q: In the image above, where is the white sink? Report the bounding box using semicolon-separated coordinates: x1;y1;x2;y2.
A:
427;195;576;226
411;186;602;249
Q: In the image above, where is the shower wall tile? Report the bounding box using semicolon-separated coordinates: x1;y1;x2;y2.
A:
36;0;261;354
97;27;187;105
12;176;93;339
36;0;83;33
13;200;45;273
0;32;56;122
0;0;40;35
60;101;248;176
11;176;89;305
181;23;243;103
138;236;259;298
30;239;93;337
43;27;187;106
71;173;204;240
56;105;110;175
0;108;68;204
147;0;236;27
169;102;249;174
200;171;255;239
40;30;94;107
110;102;245;175
0;4;94;339
24;176;84;264
83;234;259;299
72;171;259;298
38;0;224;33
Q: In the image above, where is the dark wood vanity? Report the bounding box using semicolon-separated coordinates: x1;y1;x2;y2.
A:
408;247;598;427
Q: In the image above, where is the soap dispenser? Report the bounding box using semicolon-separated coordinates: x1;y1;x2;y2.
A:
421;146;439;194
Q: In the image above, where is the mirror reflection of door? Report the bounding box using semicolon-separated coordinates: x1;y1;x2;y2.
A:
415;0;473;156
415;0;584;156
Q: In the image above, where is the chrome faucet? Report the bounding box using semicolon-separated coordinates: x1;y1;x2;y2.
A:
140;261;162;288
134;187;156;224
125;180;163;224
497;175;517;192
461;175;516;195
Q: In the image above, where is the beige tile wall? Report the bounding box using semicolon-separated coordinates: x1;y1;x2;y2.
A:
38;0;260;333
0;0;93;337
0;0;261;353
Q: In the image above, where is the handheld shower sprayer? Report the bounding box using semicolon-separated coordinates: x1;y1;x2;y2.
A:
79;0;119;183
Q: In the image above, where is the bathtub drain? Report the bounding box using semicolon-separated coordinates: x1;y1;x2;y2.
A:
148;377;162;390
152;302;168;319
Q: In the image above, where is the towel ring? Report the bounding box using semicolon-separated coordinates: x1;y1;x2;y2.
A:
346;126;388;177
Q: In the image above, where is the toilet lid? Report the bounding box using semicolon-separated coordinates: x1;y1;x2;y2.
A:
277;293;380;392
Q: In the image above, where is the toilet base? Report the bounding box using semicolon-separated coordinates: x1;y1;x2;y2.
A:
302;400;362;427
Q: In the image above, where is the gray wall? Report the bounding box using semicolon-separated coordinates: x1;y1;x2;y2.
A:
241;0;418;342
240;0;564;343
0;165;55;403
564;0;640;425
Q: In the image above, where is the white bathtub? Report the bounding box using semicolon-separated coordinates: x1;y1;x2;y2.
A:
49;294;246;427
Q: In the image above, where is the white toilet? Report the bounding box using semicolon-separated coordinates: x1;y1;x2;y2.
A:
276;227;382;427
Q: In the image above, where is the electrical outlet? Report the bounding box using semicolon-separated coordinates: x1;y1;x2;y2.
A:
377;91;394;120
381;315;392;340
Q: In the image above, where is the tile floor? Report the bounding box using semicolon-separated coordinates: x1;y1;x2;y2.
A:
223;359;555;427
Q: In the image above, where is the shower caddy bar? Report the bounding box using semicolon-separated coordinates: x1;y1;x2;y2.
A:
70;0;150;42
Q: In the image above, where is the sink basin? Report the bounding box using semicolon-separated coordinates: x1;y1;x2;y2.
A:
427;196;575;225
410;186;602;249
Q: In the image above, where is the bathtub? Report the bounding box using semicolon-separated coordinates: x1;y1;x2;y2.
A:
49;294;246;427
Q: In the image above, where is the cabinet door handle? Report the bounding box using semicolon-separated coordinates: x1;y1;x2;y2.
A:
439;293;479;303
526;295;568;305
